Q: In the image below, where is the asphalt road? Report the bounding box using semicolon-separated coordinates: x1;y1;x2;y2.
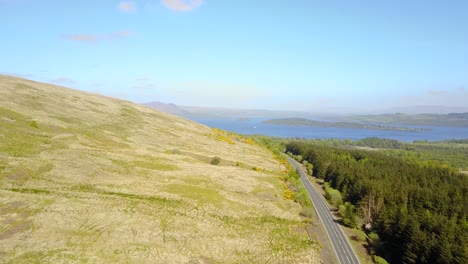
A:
287;156;360;264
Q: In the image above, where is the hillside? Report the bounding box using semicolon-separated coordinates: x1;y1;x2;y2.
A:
0;76;318;263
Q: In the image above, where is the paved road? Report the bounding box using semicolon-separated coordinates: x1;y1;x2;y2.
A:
287;156;360;264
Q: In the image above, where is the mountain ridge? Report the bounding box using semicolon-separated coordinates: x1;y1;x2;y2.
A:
144;100;468;127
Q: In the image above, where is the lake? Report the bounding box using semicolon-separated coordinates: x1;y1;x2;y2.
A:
191;117;468;142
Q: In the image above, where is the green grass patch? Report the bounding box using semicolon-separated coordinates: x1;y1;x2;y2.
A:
165;183;224;205
15;91;45;109
51;115;83;125
268;226;312;254
69;184;181;206
8;188;51;195
80;129;130;149
0;109;65;157
71;183;99;193
0;162;5;173
132;160;178;171
7;249;88;264
100;191;180;206
0;107;27;121
121;106;139;117
29;120;39;129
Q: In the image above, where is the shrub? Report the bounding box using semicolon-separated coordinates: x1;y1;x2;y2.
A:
324;182;343;207
300;205;315;218
29;120;39;129
294;189;311;206
287;169;300;180
307;164;314;175
353;229;367;242
210;156;221;165
339;202;357;228
295;155;303;162
373;256;389;264
283;189;294;200
172;149;181;154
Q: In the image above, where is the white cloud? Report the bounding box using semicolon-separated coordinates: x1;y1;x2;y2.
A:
63;30;135;43
161;0;202;12
118;1;136;12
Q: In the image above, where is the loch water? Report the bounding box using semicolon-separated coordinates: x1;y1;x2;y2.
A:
191;117;468;142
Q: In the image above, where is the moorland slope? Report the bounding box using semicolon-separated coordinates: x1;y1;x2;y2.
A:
0;75;318;263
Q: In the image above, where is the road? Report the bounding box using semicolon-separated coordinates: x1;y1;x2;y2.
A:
287;156;360;264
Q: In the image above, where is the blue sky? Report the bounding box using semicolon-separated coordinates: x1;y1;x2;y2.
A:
1;0;468;113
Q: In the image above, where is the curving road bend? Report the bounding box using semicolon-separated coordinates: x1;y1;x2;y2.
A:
287;156;360;264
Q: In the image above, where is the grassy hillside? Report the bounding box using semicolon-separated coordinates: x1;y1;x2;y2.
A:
0;75;319;263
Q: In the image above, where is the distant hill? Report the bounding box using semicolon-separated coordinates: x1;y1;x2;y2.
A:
0;75;317;263
143;101;189;116
144;102;468;127
338;113;468;127
144;101;314;119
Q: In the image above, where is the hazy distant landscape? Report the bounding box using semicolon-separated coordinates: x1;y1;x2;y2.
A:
145;101;468;128
144;102;468;143
144;101;468;124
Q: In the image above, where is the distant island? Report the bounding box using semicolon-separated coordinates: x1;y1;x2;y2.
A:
338;112;468;127
263;118;432;132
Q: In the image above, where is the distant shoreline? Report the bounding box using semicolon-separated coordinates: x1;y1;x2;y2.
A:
263;118;432;132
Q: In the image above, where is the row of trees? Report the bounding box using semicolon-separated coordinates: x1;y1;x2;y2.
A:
286;137;468;172
286;141;468;264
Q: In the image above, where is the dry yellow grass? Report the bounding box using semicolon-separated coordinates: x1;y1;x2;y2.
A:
0;75;320;263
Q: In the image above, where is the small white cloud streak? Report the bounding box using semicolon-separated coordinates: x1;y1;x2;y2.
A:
118;1;136;12
161;0;202;12
63;30;135;43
